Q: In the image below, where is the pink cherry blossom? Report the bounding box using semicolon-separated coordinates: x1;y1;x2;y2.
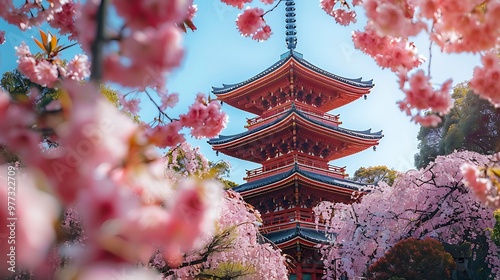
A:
0;0;71;31
0;94;43;163
364;1;426;37
352;0;363;6
118;95;141;115
252;24;272;41
0;30;5;44
186;4;198;21
147;121;185;148
469;52;500;107
66;54;91;81
352;26;424;72
320;0;358;26
333;9;357;26
76;264;160;280
397;70;453;126
220;0;252;9
404;70;452;111
15;41;31;57
105;24;183;89
261;0;274;4
17;56;38;84
49;2;79;41
412;114;441;127
320;0;336;14
429;0;500;53
160;92;180;110
315;151;499;278
0;171;60;270
236;7;265;37
113;0;192;30
180;94;227;139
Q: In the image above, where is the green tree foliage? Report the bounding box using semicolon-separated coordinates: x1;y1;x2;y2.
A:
368;238;456;280
0;69;131;163
209;161;238;189
351;165;398;186
164;143;238;189
1;69;58;108
196;262;255;280
493;210;500;247
415;83;500;169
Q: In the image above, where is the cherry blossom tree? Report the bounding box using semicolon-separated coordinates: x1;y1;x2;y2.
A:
159;142;288;279
314;151;499;279
2;0;500;279
0;1;241;279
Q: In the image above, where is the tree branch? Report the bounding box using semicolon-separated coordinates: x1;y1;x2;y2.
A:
90;0;109;83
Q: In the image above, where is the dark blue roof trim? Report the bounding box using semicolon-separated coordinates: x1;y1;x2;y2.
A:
293;54;373;88
212;51;373;95
207;104;383;145
264;226;330;244
233;164;365;193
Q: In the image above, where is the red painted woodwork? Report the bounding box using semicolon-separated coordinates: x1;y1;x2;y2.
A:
210;51;381;278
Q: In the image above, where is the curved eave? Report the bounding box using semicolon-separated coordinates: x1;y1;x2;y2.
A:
293;54;373;88
264;227;330;248
209;107;382;145
208;106;382;162
233;164;366;196
212;51;373;113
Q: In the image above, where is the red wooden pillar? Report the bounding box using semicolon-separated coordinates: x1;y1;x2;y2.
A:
296;262;303;280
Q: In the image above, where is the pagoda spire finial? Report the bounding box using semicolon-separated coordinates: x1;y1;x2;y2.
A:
285;0;297;50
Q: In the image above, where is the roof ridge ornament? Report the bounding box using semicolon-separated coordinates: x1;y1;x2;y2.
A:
285;0;297;50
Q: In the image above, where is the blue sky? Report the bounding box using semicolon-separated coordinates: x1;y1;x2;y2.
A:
0;1;481;184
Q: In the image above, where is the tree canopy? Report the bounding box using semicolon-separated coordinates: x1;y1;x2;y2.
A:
368;237;455;280
350;165;398;186
314;151;498;279
415;83;500;169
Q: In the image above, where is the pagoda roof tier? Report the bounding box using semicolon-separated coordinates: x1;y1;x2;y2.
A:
212;50;374;114
234;164;366;196
264;226;329;248
208;105;382;163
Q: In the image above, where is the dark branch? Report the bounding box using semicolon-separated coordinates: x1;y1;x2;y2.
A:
90;0;109;83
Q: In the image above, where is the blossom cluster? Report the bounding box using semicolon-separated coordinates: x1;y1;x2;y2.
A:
147;93;228;148
469;52;500;107
15;42;90;88
169;190;288;279
0;0;71;30
461;154;500;210
352;26;423;72
320;0;357;26
152;142;287;278
236;7;273;41
221;0;274;9
226;0;500;126
397;70;453;126
314;151;499;279
0;82;224;278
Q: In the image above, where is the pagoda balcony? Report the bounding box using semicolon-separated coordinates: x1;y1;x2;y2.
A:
261;207;326;232
246;101;341;130
244;159;346;182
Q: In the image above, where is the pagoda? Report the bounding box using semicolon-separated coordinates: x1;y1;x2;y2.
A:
208;1;383;279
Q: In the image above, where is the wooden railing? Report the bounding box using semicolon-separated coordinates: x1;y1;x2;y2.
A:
246;102;341;129
261;207;325;232
244;158;346;182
